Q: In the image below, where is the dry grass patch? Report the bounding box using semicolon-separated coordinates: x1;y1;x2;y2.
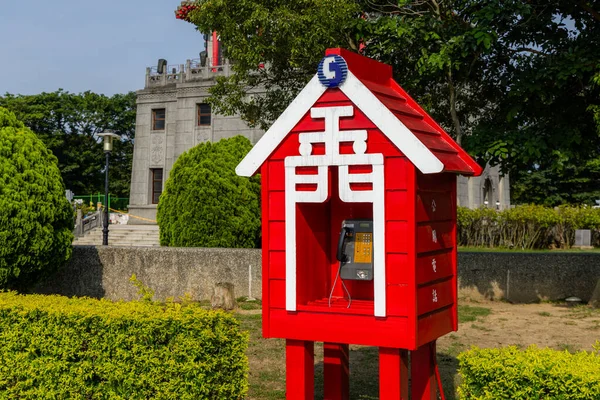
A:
235;300;599;400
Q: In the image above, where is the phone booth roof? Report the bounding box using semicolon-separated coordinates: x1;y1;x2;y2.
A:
237;48;482;178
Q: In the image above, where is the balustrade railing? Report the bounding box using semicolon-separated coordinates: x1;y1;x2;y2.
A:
145;58;233;87
74;209;104;238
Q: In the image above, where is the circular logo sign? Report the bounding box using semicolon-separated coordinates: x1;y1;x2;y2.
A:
317;55;348;88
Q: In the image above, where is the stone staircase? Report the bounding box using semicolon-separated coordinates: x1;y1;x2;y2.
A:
73;224;160;247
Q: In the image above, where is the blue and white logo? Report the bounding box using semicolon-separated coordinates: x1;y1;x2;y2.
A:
317;55;348;88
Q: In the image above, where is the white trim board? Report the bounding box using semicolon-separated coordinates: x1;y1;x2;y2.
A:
236;72;444;177
235;75;326;177
341;72;444;174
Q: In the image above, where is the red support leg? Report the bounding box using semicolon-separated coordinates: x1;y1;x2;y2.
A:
411;341;437;400
379;347;409;400
286;339;315;400
323;342;349;400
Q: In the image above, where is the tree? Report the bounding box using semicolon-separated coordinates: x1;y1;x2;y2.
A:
183;0;600;205
364;1;600;204
0;107;74;289
458;1;598;188
157;136;261;248
185;0;361;130
183;0;498;143
0;90;136;197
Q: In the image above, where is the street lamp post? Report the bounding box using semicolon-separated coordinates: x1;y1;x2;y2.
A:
98;130;120;246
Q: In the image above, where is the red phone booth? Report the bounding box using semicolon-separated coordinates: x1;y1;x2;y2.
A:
237;48;482;399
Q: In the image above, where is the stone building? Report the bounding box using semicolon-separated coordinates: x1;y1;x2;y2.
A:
458;164;510;211
128;44;509;223
128;38;265;223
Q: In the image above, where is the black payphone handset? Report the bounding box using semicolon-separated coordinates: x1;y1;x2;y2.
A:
330;219;374;308
336;226;351;263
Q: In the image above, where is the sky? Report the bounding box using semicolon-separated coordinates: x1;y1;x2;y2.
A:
0;0;203;96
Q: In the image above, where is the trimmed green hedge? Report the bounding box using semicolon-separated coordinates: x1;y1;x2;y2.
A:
458;345;600;399
0;292;248;399
457;205;600;249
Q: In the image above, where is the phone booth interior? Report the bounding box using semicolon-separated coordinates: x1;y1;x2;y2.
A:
295;173;375;312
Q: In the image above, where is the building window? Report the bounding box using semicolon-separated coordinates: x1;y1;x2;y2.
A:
483;177;493;208
152;108;166;130
151;169;163;204
197;103;211;126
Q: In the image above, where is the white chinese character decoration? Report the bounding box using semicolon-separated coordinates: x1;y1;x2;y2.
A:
432;229;438;243
432;258;437;273
284;105;386;316
431;199;437;213
432;289;438;303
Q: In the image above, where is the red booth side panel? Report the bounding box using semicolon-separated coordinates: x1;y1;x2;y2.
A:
415;173;457;347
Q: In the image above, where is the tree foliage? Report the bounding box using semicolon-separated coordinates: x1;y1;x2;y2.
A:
185;0;600;205
157;136;261;248
462;0;600;205
187;0;361;130
0;90;136;197
0;107;73;289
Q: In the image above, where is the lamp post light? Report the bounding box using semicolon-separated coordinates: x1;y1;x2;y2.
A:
98;130;120;246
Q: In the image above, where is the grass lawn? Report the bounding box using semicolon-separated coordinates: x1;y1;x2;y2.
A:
235;303;493;400
237;311;380;400
235;299;600;399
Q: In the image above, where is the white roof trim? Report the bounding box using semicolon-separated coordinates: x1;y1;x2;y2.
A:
235;74;326;177
340;71;444;174
236;70;444;176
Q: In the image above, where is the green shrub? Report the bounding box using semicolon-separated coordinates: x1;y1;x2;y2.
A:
502;205;560;249
157;136;261;248
0;108;73;289
458;345;600;399
457;206;501;247
0;292;248;399
457;205;600;249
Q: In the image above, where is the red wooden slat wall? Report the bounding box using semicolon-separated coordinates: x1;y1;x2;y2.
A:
261;89;427;348
415;173;457;347
259;86;461;348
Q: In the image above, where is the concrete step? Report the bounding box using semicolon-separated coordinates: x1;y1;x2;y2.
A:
74;236;159;241
73;225;160;247
75;234;159;238
74;243;159;247
109;225;159;231
74;242;160;247
82;227;159;233
76;237;159;242
78;229;159;236
79;233;159;239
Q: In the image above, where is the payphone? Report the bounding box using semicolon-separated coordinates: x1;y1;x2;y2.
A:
336;220;374;281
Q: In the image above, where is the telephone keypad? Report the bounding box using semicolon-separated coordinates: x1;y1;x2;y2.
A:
353;232;373;264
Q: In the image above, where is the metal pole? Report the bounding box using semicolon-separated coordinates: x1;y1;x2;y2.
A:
102;151;110;245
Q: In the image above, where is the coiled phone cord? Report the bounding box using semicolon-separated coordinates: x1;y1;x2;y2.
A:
328;264;352;308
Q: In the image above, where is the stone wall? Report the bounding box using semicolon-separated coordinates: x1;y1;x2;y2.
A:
34;247;600;304
34;246;261;302
458;252;600;303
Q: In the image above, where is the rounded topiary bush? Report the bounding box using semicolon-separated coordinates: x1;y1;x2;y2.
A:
157;136;261;248
0;107;73;288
